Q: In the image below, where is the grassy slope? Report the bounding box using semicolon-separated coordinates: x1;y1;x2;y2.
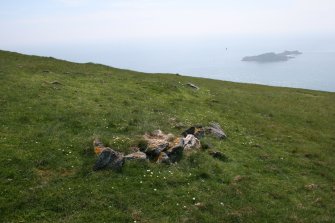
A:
0;50;334;223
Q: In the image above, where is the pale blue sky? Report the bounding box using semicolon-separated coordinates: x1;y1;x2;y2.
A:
1;0;335;47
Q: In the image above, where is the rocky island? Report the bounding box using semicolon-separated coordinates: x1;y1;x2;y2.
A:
242;50;302;62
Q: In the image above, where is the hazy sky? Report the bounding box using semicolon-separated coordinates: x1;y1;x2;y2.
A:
1;0;335;47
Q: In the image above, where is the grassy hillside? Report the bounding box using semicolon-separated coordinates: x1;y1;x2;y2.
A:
0;50;334;223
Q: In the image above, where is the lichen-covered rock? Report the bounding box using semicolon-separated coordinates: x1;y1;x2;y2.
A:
143;130;176;149
92;139;124;171
92;122;227;170
93;148;124;171
205;122;226;139
183;134;201;150
145;143;169;161
93;138;105;154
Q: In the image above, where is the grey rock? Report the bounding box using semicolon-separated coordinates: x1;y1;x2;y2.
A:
205;122;226;139
124;151;147;160
93;148;124;171
186;82;199;90
183;134;201;150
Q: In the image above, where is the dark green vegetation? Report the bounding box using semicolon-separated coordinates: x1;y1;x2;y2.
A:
1;50;334;222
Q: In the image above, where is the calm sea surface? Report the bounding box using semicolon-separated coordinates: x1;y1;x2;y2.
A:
7;40;335;92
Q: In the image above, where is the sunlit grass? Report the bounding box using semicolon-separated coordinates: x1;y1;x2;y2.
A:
0;50;334;222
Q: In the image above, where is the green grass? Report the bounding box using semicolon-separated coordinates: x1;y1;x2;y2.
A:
0;49;334;223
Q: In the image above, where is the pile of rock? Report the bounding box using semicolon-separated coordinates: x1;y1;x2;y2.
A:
93;122;226;171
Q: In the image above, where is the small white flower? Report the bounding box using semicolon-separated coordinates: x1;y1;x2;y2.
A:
192;197;196;200
140;181;142;184
154;188;157;191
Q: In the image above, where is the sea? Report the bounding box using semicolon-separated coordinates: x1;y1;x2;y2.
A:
6;37;335;92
